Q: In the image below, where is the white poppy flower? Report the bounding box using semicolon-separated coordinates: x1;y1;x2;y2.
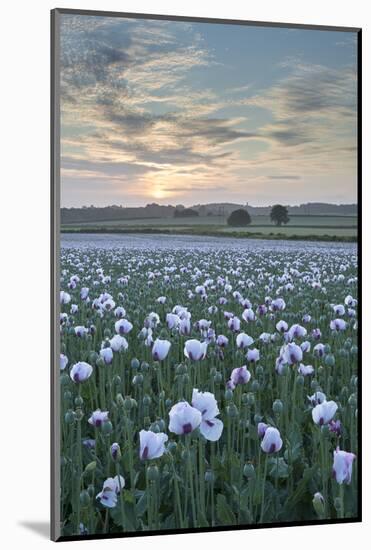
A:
312;401;338;425
152;339;171;361
139;430;168;460
169;401;202;435
70;361;93;383
184;339;207;361
261;427;283;453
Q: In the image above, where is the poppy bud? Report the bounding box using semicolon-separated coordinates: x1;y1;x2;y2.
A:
75;396;84;407
348;394;357;408
123;397;133;411
246;393;255;406
256;365;264;377
102;421;113;435
132;374;143;386
80;490;90;508
141;361;150;372
214;372;222;384
60;373;70;386
116;393;125;407
147;466;160;481
243;463;256;479
168;441;177;453
310;380;319;391
227;404;238;418
205;470;215;483
65;410;76;424
325;354;335;367
350;345;358;356
312;492;325;517
64;391;72;402
131;358;140;370
165;398;172;409
111;442;121;461
273;399;284;414
96;357;105;368
225;389;234;401
251;380;260;392
296;375;304;386
87;484;95;498
334;497;342;512
176;363;187;375
89;351;98;364
75;408;84;421
143;395;151;407
84;461;96;473
112;375;121;386
103;328;111;338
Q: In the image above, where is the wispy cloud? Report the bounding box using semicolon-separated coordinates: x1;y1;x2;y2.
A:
60;15;357;207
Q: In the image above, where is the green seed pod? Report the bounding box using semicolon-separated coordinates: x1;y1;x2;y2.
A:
65;410;76;424
87;484;95;498
75;408;84;421
296;375;305;386
84;461;97;473
80;490;90;507
273;399;284;414
256;365;264;377
241;392;249;405
246;393;255;406
141;361;150;372
96;356;105;368
224;389;234;401
157;418;166;431
227;403;238;418
112;375;121;386
205;470;215;483
123;397;133;411
312;493;325;517
168;441;177;453
214;372;222;384
130;398;138;409
89;351;98;364
243;463;256;479
343;339;352;350
103;328;111;338
60;372;71;386
143;394;151;407
116;393;125;408
325;354;335;367
102;420;113;435
75;396;84;407
323;344;331;354
251;380;260;392
147;465;159;482
348;393;357;408
350;345;358;356
165;398;172;409
131;358;140;370
334;497;342;513
176;363;187;375
310;379;319;391
63;390;72;402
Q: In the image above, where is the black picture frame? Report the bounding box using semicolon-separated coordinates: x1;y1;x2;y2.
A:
51;8;362;542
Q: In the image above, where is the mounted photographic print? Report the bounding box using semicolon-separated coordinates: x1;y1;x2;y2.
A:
51;8;361;541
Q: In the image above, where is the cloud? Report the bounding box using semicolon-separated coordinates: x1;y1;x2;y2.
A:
267;175;301;180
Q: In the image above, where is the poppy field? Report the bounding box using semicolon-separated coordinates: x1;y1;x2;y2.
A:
59;235;358;536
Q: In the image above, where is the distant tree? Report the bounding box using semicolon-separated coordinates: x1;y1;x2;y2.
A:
270;204;290;226
174;208;199;218
227;209;251;227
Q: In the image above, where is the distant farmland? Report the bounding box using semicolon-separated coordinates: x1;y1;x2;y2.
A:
62;214;357;240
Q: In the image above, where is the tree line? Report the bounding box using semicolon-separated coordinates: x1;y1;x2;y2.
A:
227;205;290;227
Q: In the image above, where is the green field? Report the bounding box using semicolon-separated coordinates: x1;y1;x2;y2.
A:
62;214;357;240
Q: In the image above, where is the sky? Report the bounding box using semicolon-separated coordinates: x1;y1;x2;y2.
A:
59;14;358;208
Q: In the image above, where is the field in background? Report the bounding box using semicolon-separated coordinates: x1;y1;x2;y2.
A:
62;214;357;240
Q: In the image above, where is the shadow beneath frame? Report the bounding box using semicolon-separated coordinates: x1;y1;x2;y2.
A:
18;521;50;539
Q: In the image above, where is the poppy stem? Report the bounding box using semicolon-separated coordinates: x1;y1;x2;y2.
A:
259;454;268;523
